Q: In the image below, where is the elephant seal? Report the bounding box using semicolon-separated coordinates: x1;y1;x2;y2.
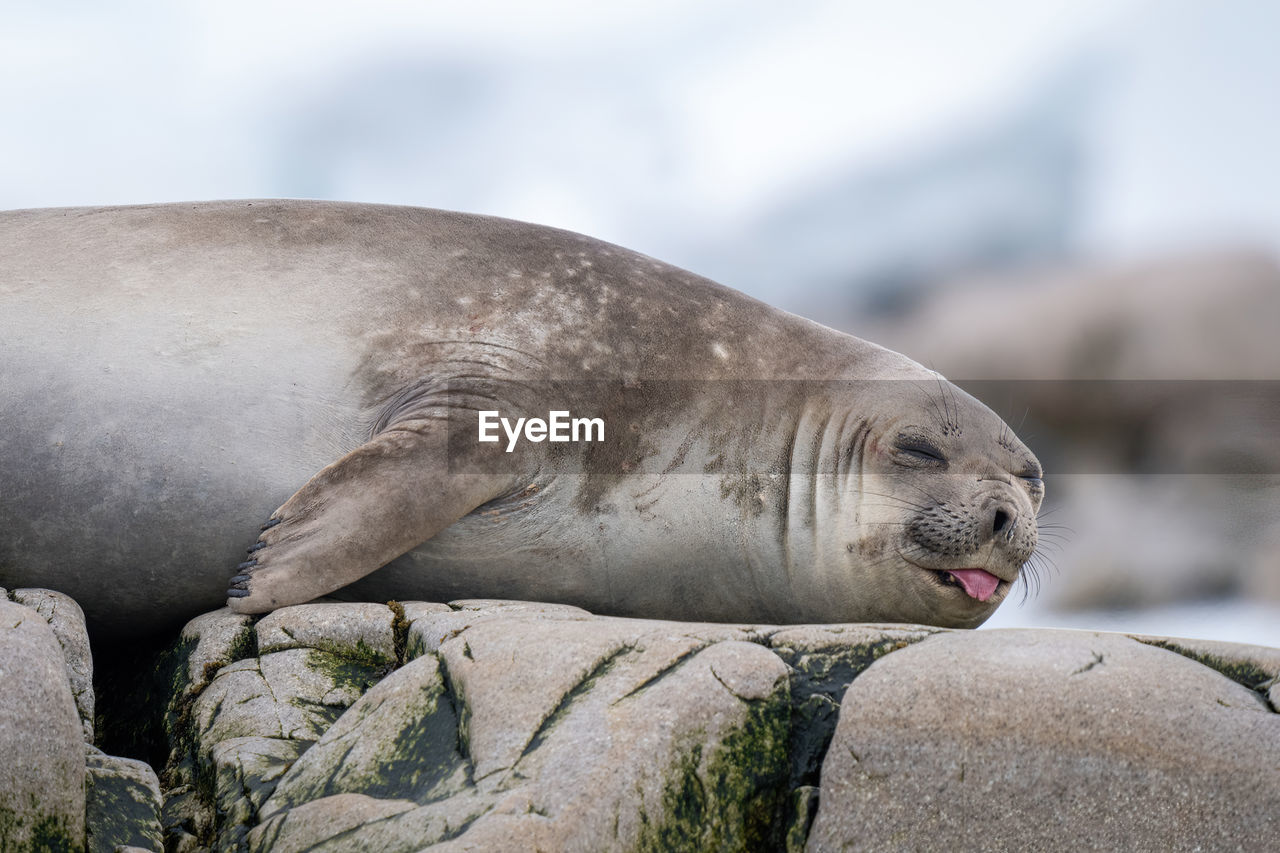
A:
0;200;1043;637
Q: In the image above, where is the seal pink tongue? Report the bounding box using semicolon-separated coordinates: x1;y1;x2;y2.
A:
948;569;1001;602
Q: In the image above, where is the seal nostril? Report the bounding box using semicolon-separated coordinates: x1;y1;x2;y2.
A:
992;508;1011;535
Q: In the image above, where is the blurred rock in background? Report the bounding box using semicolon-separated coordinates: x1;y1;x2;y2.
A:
860;250;1280;625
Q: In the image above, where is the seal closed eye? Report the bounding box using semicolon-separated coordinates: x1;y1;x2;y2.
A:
0;199;1043;637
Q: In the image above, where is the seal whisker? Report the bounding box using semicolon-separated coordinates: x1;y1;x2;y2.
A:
856;490;931;511
870;480;944;509
1018;549;1060;603
936;376;957;432
1014;405;1030;434
916;382;950;435
1016;565;1038;603
933;375;963;436
1036;549;1061;575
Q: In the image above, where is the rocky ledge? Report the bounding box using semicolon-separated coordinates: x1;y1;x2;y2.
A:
2;591;1278;852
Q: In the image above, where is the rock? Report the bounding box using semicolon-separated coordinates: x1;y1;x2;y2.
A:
180;645;387;846
862;249;1280;612
157;607;262;849
785;786;820;853
768;624;941;792
151;599;1280;851
163;603;397;849
864;248;1280;383
249;794;421;852
250;655;486;852
84;746;163;853
192;648;385;748
251;608;792;851
179;603;398;763
209;737;310;852
0;598;86;851
11;588;96;743
159;787;208;853
396;600;453;623
256;654;470;818
1245;521;1280;604
175;607;258;696
807;628;1280;851
403;598;593;657
1020;476;1253;611
256;602;396;665
1127;632;1280;710
0;589;166;850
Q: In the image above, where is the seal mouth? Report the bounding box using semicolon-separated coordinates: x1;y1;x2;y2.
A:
902;553;1010;603
933;568;1003;602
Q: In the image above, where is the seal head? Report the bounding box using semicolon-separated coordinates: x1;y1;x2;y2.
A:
855;381;1042;627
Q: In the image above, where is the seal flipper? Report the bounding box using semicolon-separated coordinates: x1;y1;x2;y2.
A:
225;421;511;614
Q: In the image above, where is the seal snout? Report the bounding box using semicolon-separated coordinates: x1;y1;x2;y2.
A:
992;506;1012;536
905;490;1037;600
988;499;1026;546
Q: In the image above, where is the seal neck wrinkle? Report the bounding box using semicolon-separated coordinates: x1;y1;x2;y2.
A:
773;401;839;619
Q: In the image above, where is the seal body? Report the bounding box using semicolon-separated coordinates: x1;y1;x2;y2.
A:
0;201;1043;637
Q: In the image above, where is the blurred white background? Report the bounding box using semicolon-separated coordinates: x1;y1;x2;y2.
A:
5;0;1278;644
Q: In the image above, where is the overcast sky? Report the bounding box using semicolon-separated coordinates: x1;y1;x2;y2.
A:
0;2;1131;215
4;0;1278;272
